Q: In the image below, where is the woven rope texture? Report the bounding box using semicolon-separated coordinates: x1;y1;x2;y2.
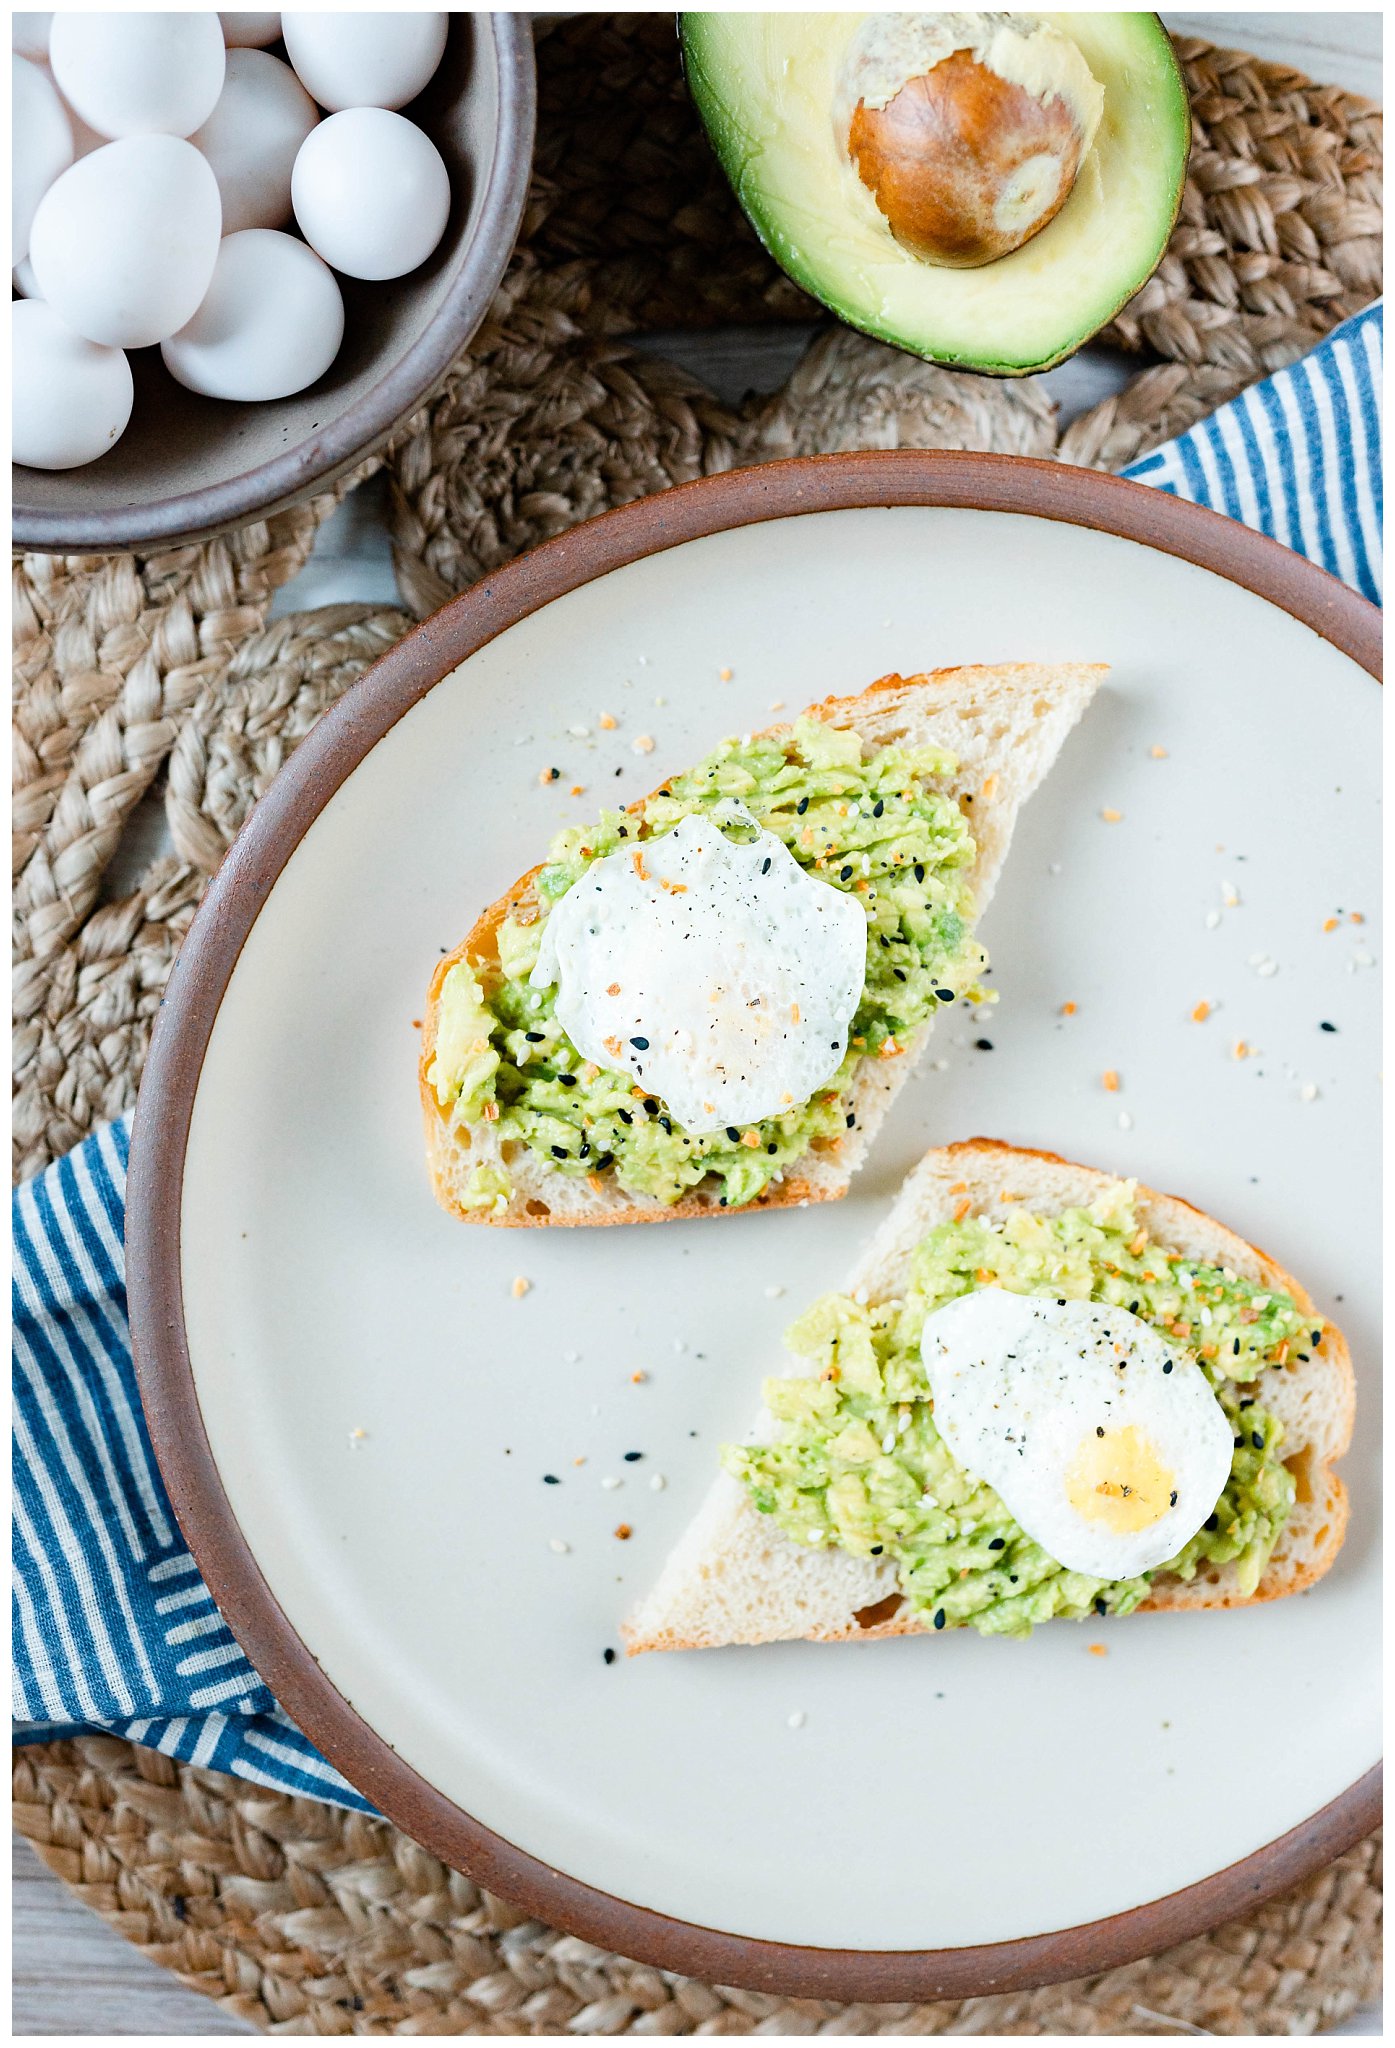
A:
11;15;1381;2035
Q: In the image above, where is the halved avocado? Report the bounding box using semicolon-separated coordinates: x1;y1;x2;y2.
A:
680;12;1190;376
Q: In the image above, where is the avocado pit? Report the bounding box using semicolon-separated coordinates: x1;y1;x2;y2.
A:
840;12;1105;269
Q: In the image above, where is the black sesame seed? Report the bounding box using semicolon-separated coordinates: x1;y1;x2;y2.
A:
726;1127;741;1143
603;1648;616;1665
623;1451;643;1462
870;1543;884;1555
933;1608;946;1630
840;865;854;881
1162;1360;1173;1374
1320;1020;1338;1032
988;1537;1005;1551
914;863;926;883
1251;1430;1264;1450
644;1098;659;1115
1169;1491;1178;1506
1205;1513;1219;1531
846;1113;856;1128
761;857;771;874
873;799;885;817
935;987;955;1002
767;1142;778;1154
1096;1426;1105;1438
551;1145;568;1159
1009;1574;1018;1583
659;1117;672;1134
975;1038;994;1052
796;797;809;815
630;1036;649;1050
594;1151;614;1169
893;967;906;981
543;1474;559;1485
524;1031;545;1043
1094;1596;1108;1615
618;1109;633;1125
558;1073;577;1087
1311;1329;1322;1347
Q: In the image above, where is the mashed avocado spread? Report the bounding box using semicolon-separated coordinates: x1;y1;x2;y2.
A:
724;1183;1311;1636
428;716;986;1208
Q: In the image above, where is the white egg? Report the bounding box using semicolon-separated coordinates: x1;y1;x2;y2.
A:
13;54;72;262
49;10;225;139
12;297;133;470
13;12;52;61
280;11;447;112
922;1291;1235;1581
162;228;343;400
13;254;41;296
218;12;282;49
190;48;317;235
530;805;868;1134
30;136;222;349
291;108;449;280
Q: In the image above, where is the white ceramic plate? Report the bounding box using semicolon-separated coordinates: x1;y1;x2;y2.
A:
132;457;1380;1997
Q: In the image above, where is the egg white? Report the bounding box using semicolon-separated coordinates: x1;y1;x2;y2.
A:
922;1289;1236;1580
530;805;867;1135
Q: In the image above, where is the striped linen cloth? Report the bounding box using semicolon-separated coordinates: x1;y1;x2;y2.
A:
12;304;1382;1812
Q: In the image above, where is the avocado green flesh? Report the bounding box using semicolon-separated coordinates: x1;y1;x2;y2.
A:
430;716;987;1210
724;1188;1309;1635
681;12;1189;375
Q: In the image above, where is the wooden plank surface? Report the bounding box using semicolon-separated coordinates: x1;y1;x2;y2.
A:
15;10;1381;2035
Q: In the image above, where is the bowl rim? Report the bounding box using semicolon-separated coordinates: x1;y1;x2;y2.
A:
12;14;536;555
128;450;1382;2003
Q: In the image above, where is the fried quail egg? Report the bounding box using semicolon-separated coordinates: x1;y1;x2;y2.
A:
530;803;867;1134
922;1289;1234;1579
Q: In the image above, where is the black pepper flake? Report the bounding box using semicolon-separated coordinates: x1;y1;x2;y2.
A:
846;1112;856;1128
933;1608;946;1630
1169;1491;1178;1506
603;1647;616;1665
975;1038;994;1052
1232;1338;1241;1355
1096;1425;1105;1437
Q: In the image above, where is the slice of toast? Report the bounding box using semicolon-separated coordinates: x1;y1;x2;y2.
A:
421;665;1104;1226
624;1140;1354;1651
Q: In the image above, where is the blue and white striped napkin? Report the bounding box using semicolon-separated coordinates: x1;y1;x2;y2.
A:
12;303;1383;1813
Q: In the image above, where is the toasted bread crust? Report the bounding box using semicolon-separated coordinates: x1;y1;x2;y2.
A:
420;665;1104;1226
623;1139;1353;1648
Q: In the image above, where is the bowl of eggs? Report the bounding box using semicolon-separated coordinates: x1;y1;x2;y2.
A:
12;10;535;552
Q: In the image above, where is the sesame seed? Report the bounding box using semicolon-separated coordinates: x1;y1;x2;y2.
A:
787;1710;806;1729
933;1609;946;1630
542;1474;560;1485
1118;1110;1134;1131
623;1451;643;1462
650;1473;667;1491
603;1647;617;1664
1300;1081;1319;1102
601;1476;622;1490
549;1538;570;1554
1204;909;1222;930
764;1284;785;1299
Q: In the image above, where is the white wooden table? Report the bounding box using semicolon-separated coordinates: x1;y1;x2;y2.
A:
14;12;1381;2034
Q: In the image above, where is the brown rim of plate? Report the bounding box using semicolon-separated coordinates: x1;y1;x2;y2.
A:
127;450;1382;2003
12;17;536;555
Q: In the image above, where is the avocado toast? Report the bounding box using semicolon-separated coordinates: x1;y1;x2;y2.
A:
625;1141;1353;1650
420;664;1104;1226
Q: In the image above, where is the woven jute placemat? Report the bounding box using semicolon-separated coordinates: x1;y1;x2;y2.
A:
12;17;1381;2034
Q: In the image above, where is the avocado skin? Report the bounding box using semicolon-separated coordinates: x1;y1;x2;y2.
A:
679;13;1190;378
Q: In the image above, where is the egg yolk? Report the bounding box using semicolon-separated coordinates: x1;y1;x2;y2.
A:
1065;1425;1176;1533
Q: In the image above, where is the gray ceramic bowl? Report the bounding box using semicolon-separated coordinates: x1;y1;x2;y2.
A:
13;14;535;554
